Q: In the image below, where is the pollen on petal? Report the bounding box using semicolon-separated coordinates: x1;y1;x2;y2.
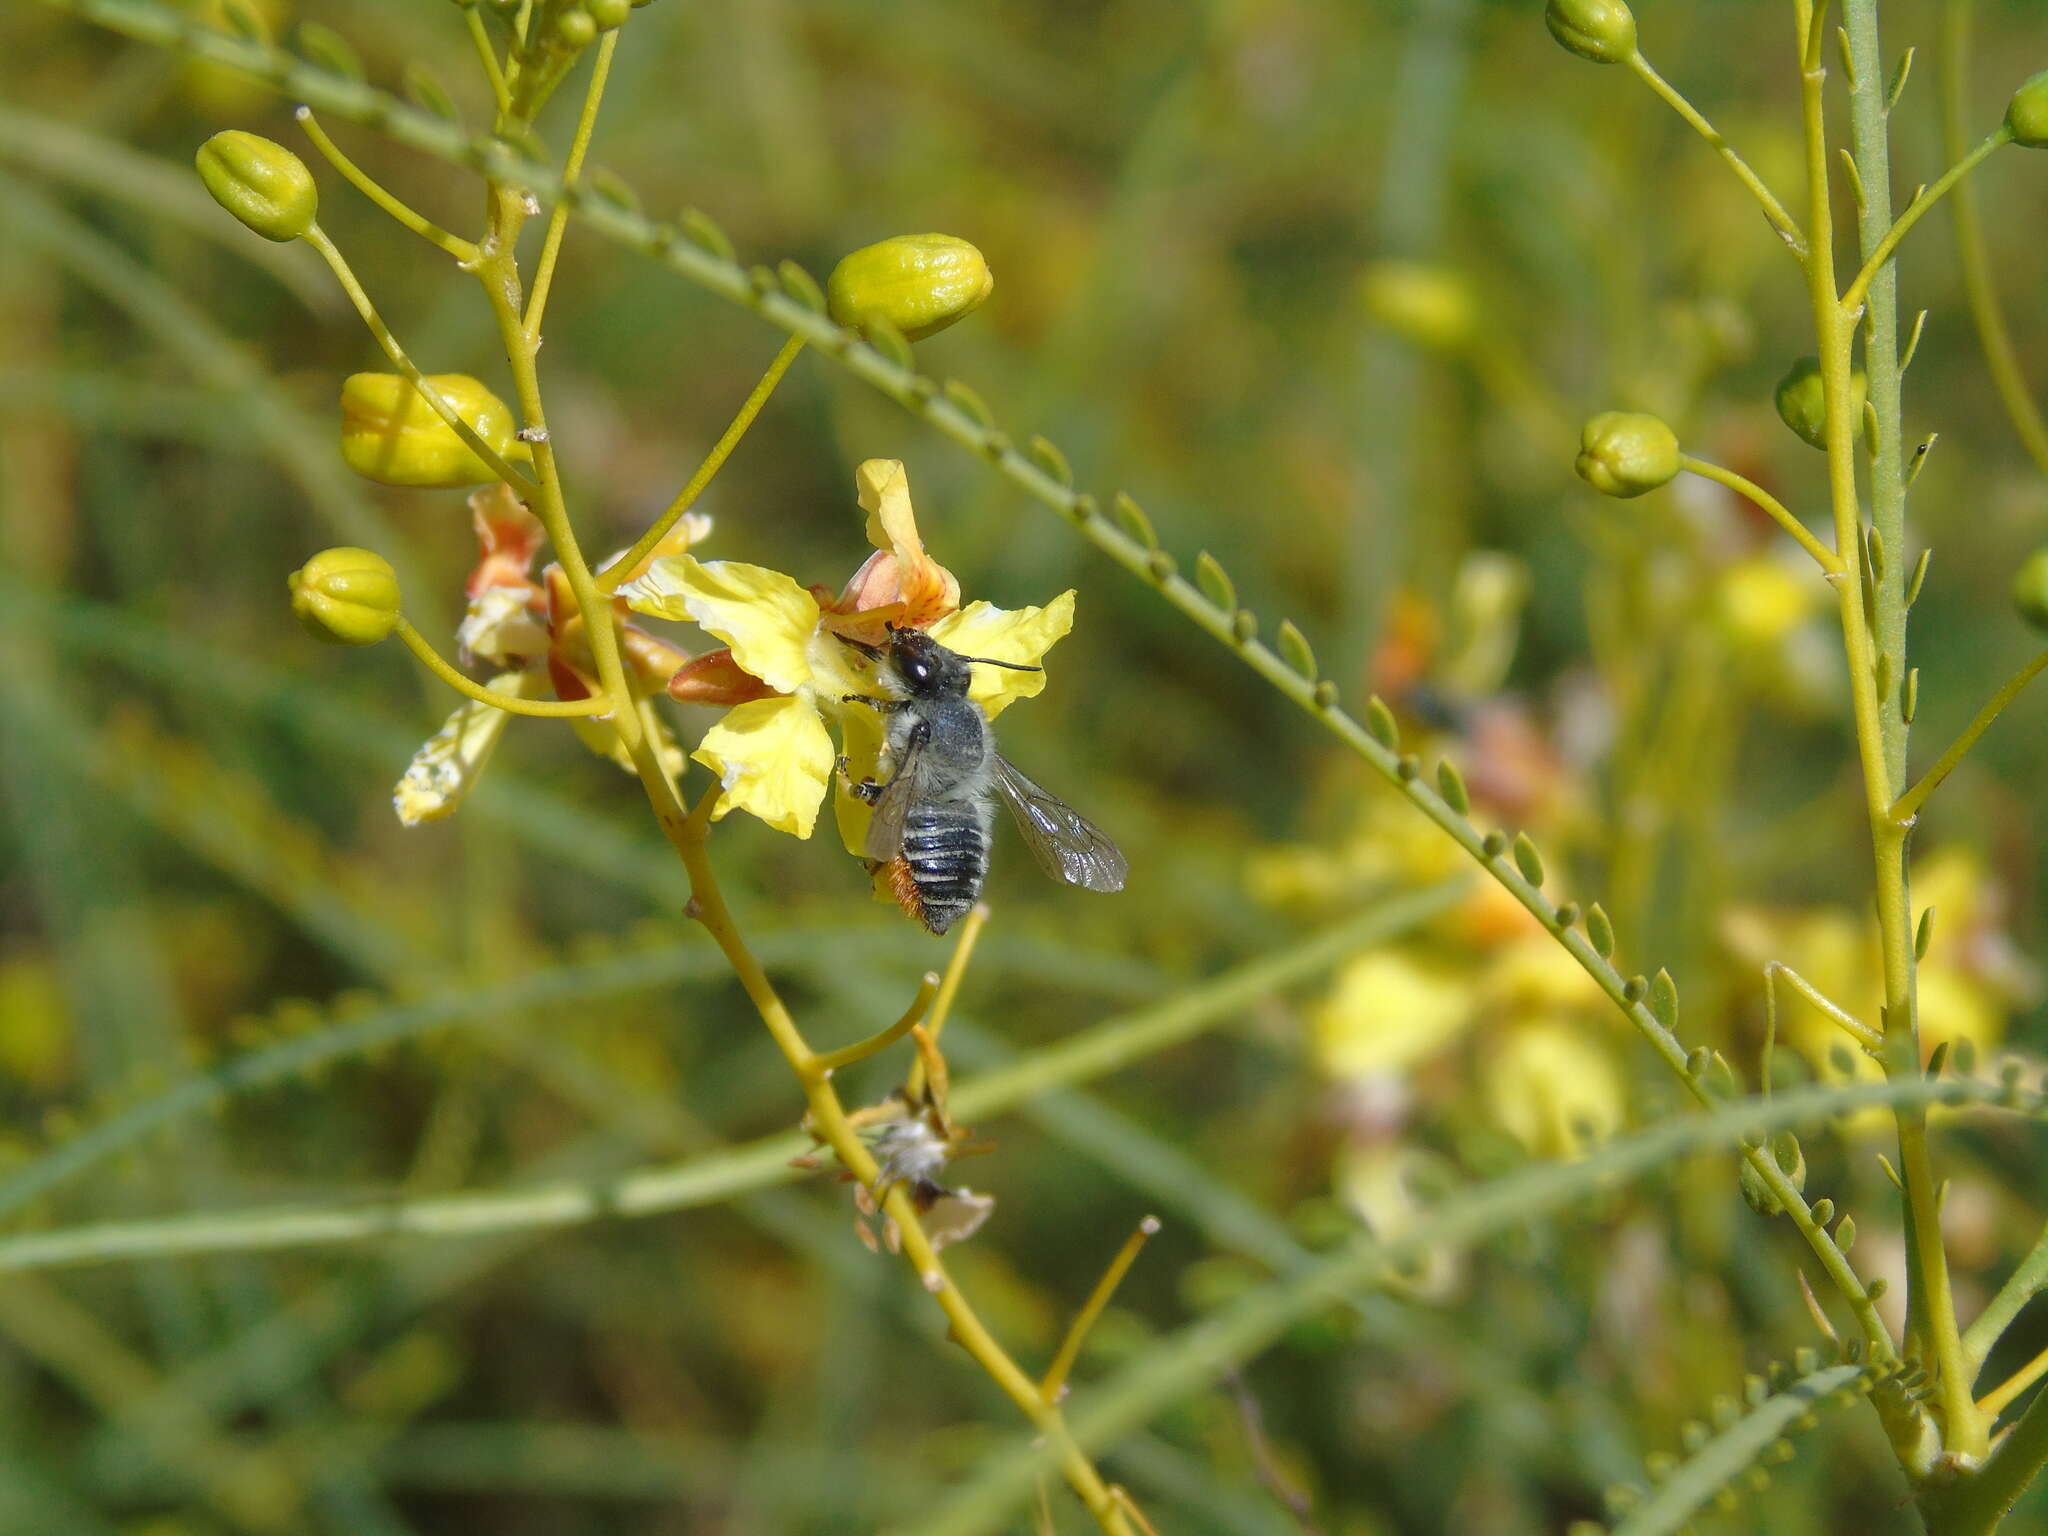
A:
927;590;1076;718
619;555;820;695
691;694;836;838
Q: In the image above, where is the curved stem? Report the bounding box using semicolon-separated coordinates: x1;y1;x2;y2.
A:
1941;0;2048;481
1679;454;1841;572
392;619;608;716
523;29;615;344
1892;650;2048;824
301;225;539;498
1841;126;2012;315
1978;1341;2048;1422
1627;49;1807;258
463;4;511;119
810;972;939;1076
905;901;988;1102
296;108;476;263
1965;1220;2048;1378
598;335;807;594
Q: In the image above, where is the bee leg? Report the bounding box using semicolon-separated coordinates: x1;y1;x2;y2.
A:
839;693;898;712
834;754;889;804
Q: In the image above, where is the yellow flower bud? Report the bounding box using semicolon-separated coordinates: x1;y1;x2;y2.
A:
289;547;401;645
2006;69;2048;148
1358;261;1476;352
340;372;524;489
2013;549;2048;631
827;234;994;342
1574;411;1679;498
195;130;318;243
1545;0;1636;64
1774;356;1865;450
556;7;598;46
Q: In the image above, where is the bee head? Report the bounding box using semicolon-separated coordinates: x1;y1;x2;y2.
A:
841;624;1041;699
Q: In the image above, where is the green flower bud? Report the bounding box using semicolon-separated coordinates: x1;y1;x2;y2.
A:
195;130;318;242
1545;0;1637;64
1359;261;1476;351
556;7;598;46
2013;549;2048;630
586;0;632;27
1774;356;1866;450
1574;411;1680;498
827;234;994;342
340;372;525;488
1739;1130;1807;1217
2006;70;2048;148
289;547;400;645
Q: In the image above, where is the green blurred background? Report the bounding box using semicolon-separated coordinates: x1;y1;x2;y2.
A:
4;0;2048;1531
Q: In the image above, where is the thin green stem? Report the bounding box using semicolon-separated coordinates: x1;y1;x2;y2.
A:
523;29;616;344
1893;651;2048;823
463;4;511;119
905;901;988;1103
301;224;538;499
1627;49;1807;258
810;972;940;1077
1679;454;1841;572
392;619;608;716
1941;0;2048;480
1978;1342;2048;1422
1795;0;1947;1471
1964;1221;2048;1378
1041;1217;1160;1405
295;109;476;263
597;335;806;593
1841;126;2013;315
1765;961;1882;1051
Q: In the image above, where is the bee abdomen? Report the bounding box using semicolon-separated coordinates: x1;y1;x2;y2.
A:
901;806;990;935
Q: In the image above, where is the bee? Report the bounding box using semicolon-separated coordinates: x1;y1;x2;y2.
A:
839;626;1127;935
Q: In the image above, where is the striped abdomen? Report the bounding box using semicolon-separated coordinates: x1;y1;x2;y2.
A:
898;803;992;935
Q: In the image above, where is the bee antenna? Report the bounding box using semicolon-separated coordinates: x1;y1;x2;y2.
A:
963;656;1042;672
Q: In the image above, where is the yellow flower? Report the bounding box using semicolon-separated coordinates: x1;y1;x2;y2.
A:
1482;1017;1625;1159
1311;950;1477;1079
621;460;1073;839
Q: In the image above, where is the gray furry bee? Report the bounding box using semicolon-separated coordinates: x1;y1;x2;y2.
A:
840;626;1127;935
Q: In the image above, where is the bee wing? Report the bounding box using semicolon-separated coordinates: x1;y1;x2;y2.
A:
992;754;1128;893
862;724;933;862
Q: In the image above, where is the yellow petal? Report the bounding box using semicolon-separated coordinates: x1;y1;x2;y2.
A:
832;700;889;857
618;555;819;694
1311;950;1475;1078
927;590;1076;719
393;672;524;825
853;458;959;624
1482;1018;1625;1160
693;694;835;838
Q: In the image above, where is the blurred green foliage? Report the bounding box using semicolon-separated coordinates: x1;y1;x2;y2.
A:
5;0;2048;1531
